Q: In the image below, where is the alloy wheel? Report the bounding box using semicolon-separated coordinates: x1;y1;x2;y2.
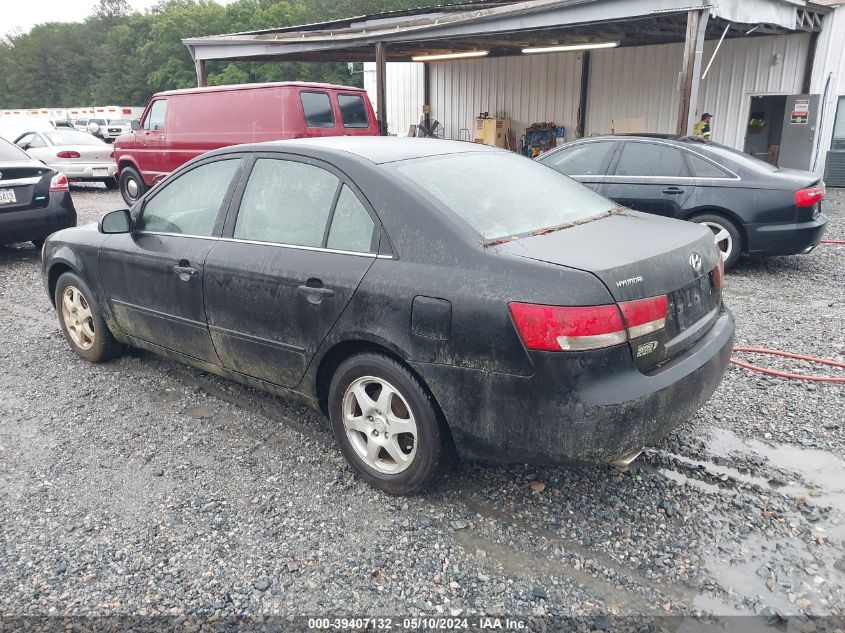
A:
342;376;418;475
61;286;95;351
700;220;732;263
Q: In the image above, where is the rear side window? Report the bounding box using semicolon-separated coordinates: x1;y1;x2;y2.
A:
545;141;616;176
234;158;340;247
326;186;376;252
338;94;369;128
300;92;335;128
144;99;167;131
614;142;689;177
137;159;240;236
687;152;731;178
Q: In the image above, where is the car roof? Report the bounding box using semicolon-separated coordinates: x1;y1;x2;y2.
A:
154;81;369;98
222;136;500;164
571;134;712;147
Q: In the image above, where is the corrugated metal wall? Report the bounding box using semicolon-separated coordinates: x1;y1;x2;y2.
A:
587;33;810;149
810;6;845;176
428;53;582;142
363;62;424;136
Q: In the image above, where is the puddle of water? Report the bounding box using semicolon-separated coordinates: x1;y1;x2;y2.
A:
706;428;845;515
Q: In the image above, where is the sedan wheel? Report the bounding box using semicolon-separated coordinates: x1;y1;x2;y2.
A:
701;221;733;261
690;213;742;270
61;286;96;350
342;376;418;475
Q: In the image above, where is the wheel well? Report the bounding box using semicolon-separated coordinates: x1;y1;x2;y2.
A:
314;341;452;440
47;263;73;307
684;207;748;253
117;160;137;175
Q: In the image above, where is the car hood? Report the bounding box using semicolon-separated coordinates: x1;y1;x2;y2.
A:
494;210;721;301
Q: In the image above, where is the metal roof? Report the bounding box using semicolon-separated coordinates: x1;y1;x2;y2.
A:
184;0;829;63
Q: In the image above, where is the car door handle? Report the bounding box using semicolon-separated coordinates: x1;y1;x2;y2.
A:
662;187;685;195
173;263;197;279
297;283;335;304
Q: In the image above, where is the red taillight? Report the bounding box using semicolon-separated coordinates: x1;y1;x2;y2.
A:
795;186;824;207
56;150;81;159
711;254;724;290
49;173;69;192
509;295;668;352
618;295;668;339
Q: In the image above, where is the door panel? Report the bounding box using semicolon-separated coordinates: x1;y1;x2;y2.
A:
204;243;374;386
100;233;220;363
778;94;820;171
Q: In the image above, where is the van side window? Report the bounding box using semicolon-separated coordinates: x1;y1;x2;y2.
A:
144;100;167;131
338;94;369;128
300;92;335;128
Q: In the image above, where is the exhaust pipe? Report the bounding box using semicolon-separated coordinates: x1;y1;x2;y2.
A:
610;448;643;471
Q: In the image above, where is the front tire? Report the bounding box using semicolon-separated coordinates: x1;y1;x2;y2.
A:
689;213;742;270
328;353;454;494
118;166;146;206
55;272;124;363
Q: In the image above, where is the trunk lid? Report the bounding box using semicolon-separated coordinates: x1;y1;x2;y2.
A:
496;210;723;369
0;161;52;211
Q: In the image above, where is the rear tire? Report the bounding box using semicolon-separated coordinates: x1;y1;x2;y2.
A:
104;177;119;191
119;166;146;206
689;213;742;270
328;352;454;494
55;272;124;363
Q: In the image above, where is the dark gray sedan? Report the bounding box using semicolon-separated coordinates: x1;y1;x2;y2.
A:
537;135;827;268
42;138;733;494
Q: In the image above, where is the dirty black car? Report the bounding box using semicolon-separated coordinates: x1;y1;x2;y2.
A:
42;137;735;494
536;135;827;269
0;137;76;247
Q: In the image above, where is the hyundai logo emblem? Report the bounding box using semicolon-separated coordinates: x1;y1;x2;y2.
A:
689;252;703;272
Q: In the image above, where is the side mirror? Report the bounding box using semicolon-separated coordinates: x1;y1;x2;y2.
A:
99;208;131;234
130;119;141;131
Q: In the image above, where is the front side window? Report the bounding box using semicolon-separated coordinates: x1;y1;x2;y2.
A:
614;142;689;177
300;92;335;128
392;152;615;241
137;159;240;236
545;141;616;176
144;100;167;131
338;94;369;128
234;158;340;247
326;185;376;252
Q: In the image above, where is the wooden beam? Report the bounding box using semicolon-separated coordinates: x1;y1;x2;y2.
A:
802;30;819;94
375;41;387;135
577;50;590;138
195;59;208;87
676;9;708;136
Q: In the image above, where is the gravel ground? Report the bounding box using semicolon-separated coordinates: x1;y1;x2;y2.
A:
1;184;843;631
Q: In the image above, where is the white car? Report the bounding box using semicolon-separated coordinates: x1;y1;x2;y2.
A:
14;129;117;188
102;119;132;142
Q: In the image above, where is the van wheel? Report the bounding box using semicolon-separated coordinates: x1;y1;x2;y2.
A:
328;353;454;495
689;213;742;270
119;167;146;206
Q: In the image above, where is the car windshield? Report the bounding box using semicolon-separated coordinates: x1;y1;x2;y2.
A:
696;141;778;173
0;138;29;161
390;151;615;241
44;130;103;146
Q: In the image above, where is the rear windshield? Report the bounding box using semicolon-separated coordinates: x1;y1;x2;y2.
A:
391;152;615;241
697;142;778;173
300;92;335;128
44;130;104;145
0;138;29;161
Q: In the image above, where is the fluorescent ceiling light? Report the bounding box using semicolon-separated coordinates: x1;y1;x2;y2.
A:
412;50;489;62
522;42;620;54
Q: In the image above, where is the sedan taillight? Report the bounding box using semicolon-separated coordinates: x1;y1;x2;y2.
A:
795;186;824;207
509;295;668;352
56;150;81;159
711;252;725;291
49;173;69;192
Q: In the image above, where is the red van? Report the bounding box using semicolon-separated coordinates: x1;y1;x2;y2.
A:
113;82;380;205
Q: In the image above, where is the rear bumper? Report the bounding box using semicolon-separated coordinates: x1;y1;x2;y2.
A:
0;192;77;244
745;214;827;256
57;163;117;180
412;307;735;465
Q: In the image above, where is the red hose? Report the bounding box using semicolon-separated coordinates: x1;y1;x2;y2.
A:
821;239;845;244
731;347;845;383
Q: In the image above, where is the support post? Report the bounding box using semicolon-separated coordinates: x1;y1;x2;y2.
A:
577;50;591;138
375;41;387;136
801;30;819;94
195;59;207;88
676;9;709;136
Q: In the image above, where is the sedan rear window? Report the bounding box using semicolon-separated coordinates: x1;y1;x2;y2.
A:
44;131;104;146
0;138;29;161
338;94;369;128
301;92;335;128
392;152;615;241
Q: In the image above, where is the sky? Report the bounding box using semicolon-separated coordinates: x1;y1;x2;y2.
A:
3;0;232;36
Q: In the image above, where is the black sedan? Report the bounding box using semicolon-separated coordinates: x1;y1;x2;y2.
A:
42;138;734;494
536;135;828;269
0;137;76;247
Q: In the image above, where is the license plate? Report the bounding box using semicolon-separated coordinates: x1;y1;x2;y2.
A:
0;188;16;205
93;168;109;176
